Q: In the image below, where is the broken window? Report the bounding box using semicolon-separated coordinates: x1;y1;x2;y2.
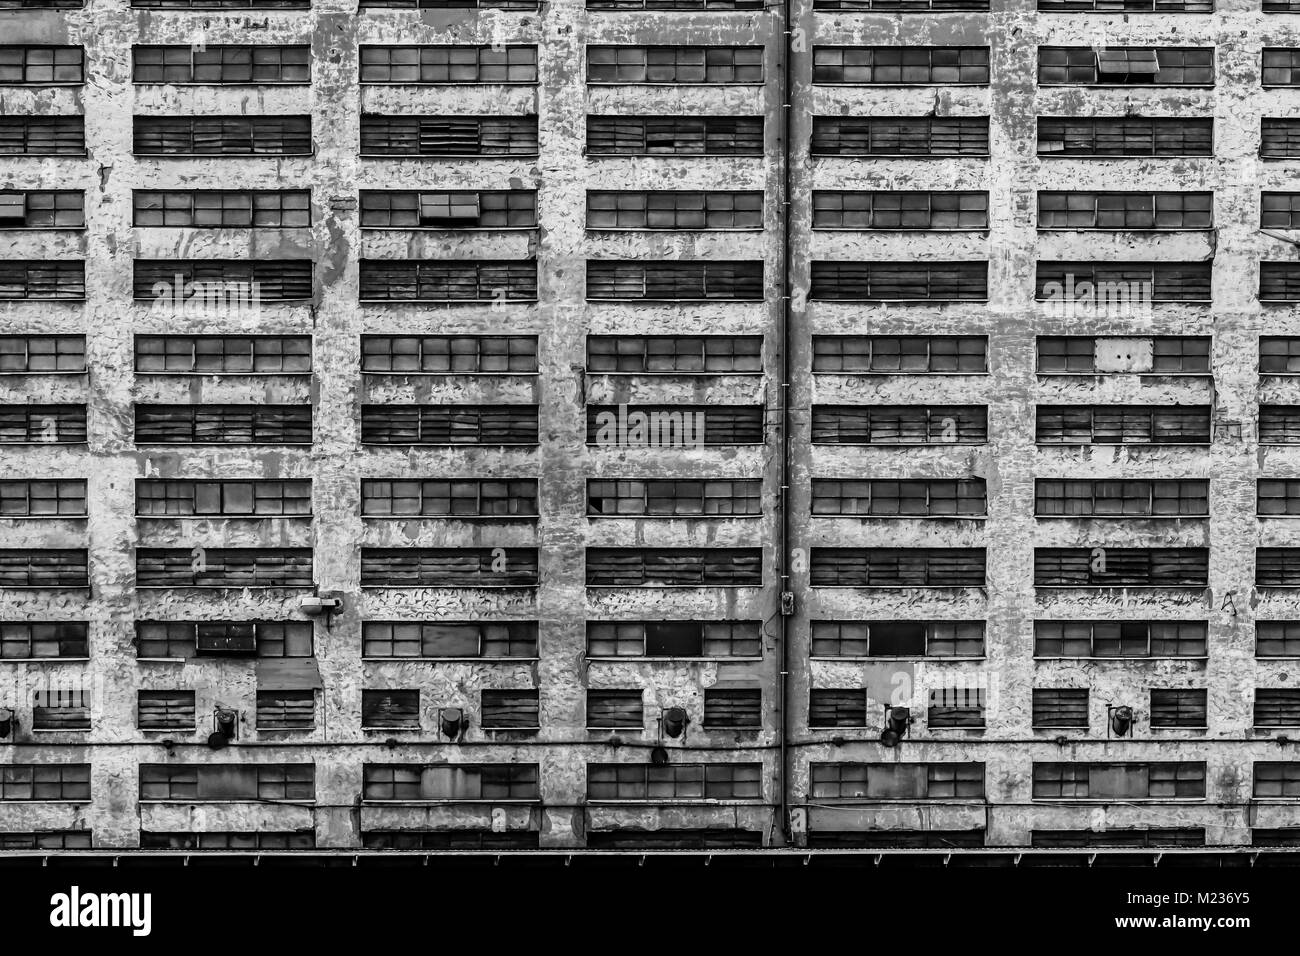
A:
1035;479;1209;517
0;765;90;801
586;763;761;799
256;690;315;731
1034;548;1208;587
586;690;643;729
587;46;763;84
584;405;764;444
132;45;310;84
1263;119;1300;158
928;688;985;728
811;479;986;517
133;259;311;300
135;336;311;374
361;335;537;372
139;764;314;801
809;690;868;727
362;479;537;517
810;620;984;657
1034;620;1206;658
362;764;539;801
1254;762;1300;796
31;689;89;731
585;548;763;586
586;260;763;300
810;405;988;445
810;763;983;800
135;548;314;588
813;191;988;230
360;45;537;83
813;46;989;84
360;405;538;445
361;621;538;658
0;480;86;516
587;335;761;373
134;405;313;445
0;261;84;299
586;191;763;230
586;115;763;156
812;335;987;373
359;259;536;301
1150;689;1207;728
0;549;88;587
360;192;537;229
0;622;87;659
1038;47;1213;85
1038;116;1213;157
1032;689;1088;729
359;548;539;587
0;46;83;84
703;689;761;728
587;479;761;516
133;115;311;155
0;0;83;6
585;621;761;658
812;116;989;156
132;190;310;228
810;261;987;300
1038;192;1212;230
1035;405;1211;444
137;691;196;730
809;548;986;587
0;192;84;228
360;114;538;156
135;621;312;659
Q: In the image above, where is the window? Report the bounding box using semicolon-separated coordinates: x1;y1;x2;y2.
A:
0;405;86;443
133;115;311;156
1034;621;1207;658
812;116;989;157
813;47;989;84
810;763;984;800
586;621;760;658
0;0;84;6
809;830;985;849
810;621;984;658
811;406;988;445
1258;480;1300;517
360;115;538;157
1037;336;1211;374
1035;262;1211;301
811;479;986;517
133;0;308;6
1033;829;1205;848
590;0;763;6
1038;192;1212;230
1261;193;1300;230
362;830;540;850
1037;47;1213;85
360;0;540;6
360;549;539;587
481;690;539;730
586;763;761;800
0;192;83;229
135;621;313;659
132;46;310;84
586;690;643;730
1035;406;1211;444
362;336;537;372
812;335;986;374
1254;763;1300;797
132;191;310;228
0;550;88;587
135;549;314;588
141;832;316;850
135;337;311;375
1254;828;1300;845
1150;689;1207;728
809;261;987;300
359;192;537;229
586;46;763;84
703;689;761;728
133;260;311;301
817;0;987;6
585;405;764;444
928;688;984;728
1035;479;1209;517
813;191;988;230
360;46;537;84
138;480;311;518
31;689;89;731
1261;263;1300;301
1263;120;1300;159
1257;690;1300;727
0;116;84;155
361;405;537;445
585;548;762;586
586;191;763;230
587;480;761;517
0;46;83;84
586;115;763;156
134;405;312;445
139;764;314;801
1261;338;1300;374
0;261;85;299
1260;549;1300;587
1033;762;1205;799
359;260;536;301
362;690;420;729
362;622;538;658
1264;48;1300;86
0;622;88;659
809;690;867;727
137;691;196;730
586;261;763;300
0;831;92;850
362;479;537;517
0;480;86;516
1038;117;1212;157
0;765;90;801
587;336;761;373
810;549;986;587
257;690;315;731
1258;622;1300;657
587;830;762;848
1040;0;1209;7
1033;689;1088;729
1034;548;1208;587
0;337;84;374
361;764;539;801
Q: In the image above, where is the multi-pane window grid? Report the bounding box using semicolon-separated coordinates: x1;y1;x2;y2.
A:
810;262;987;301
1035;262;1211;301
1;622;88;659
0;405;86;443
586;261;763;301
360;405;538;445
587;336;761;373
1032;763;1206;799
133;261;311;301
1034;621;1208;658
362;690;420;729
1038;47;1214;85
133;115;311;156
810;621;985;658
587;690;643;730
1257;622;1300;657
1036;337;1211;374
1034;548;1208;587
1038;192;1212;230
586;548;762;587
586;763;761;800
587;479;761;517
362;336;537;373
136;480;311;517
587;46;763;84
0;550;88;587
813;47;989;84
360;191;536;229
703;690;762;729
480;690;540;730
360;115;538;157
811;479;986;517
360;548;539;587
928;687;985;728
134;622;313;659
361;622;538;659
812;336;986;373
0;116;84;155
1035;406;1210;444
586;621;761;658
0;480;86;516
134;405;312;445
257;691;315;731
587;191;763;230
1035;480;1209;517
137;691;196;730
809;548;986;587
1039;117;1213;157
135;549;314;588
1151;689;1208;729
810;763;984;800
0;765;90;801
359;260;536;301
811;405;988;445
586;116;764;156
139;764;314;801
0;192;83;228
0;46;83;84
811;117;989;157
812;191;988;230
132;45;309;84
361;764;538;801
362;479;537;517
1263;49;1300;86
1032;690;1088;729
133;190;310;228
135;336;311;374
360;46;537;84
0;262;85;300
31;689;90;731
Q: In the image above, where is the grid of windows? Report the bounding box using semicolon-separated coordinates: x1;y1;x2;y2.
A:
1033;548;1209;587
133;115;311;155
0;46;83;84
359;260;536;301
1035;480;1209;517
587;336;761;372
810;621;984;658
1035;406;1211;444
810;261;988;300
135;549;314;588
0;622;88;659
586;763;762;799
811;479;986;517
810;763;984;800
360;46;537;84
361;622;538;659
139;764;315;801
810;548;986;587
362;479;537;517
0;191;84;228
1036;336;1211;374
586;115;764;156
813;47;989;84
586;191;763;230
1038;47;1214;86
359;192;537;229
813;191;988;230
135;337;311;374
360;549;539;587
132;46;310;84
812;335;986;373
360;115;538;156
1038;192;1212;230
0;765;91;801
587;479;761;516
132;190;310;228
0;479;86;516
586;548;762;586
1034;621;1208;658
135;621;313;659
1032;762;1205;799
361;405;538;445
0;116;85;155
586;621;761;658
137;482;311;518
587;46;763;83
361;764;539;801
811;405;988;444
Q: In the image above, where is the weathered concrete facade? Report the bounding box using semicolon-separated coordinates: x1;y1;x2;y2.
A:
0;0;1295;852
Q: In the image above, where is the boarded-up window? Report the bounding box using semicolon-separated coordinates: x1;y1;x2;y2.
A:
703;689;761;728
133;260;312;300
256;690;315;730
586;690;643;729
810;261;987;300
927;687;985;727
361;405;538;445
586;260;763;300
1035;406;1211;444
1256;689;1300;727
1256;549;1300;586
0;116;85;155
1150;689;1207;728
360;114;538;156
1034;547;1207;587
359;259;537;301
1035;262;1211;301
586;548;762;586
360;549;539;587
809;689;868;727
480;690;539;730
810;405;987;444
811;116;989;156
361;690;419;729
0;404;86;443
134;405;312;445
137;691;196;730
585;405;764;445
0;261;85;299
31;689;90;730
1039;116;1212;157
133;115;311;156
1032;689;1088;728
135;548;314;587
586;115;763;156
0;549;88;587
139;764;314;801
810;548;986;587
